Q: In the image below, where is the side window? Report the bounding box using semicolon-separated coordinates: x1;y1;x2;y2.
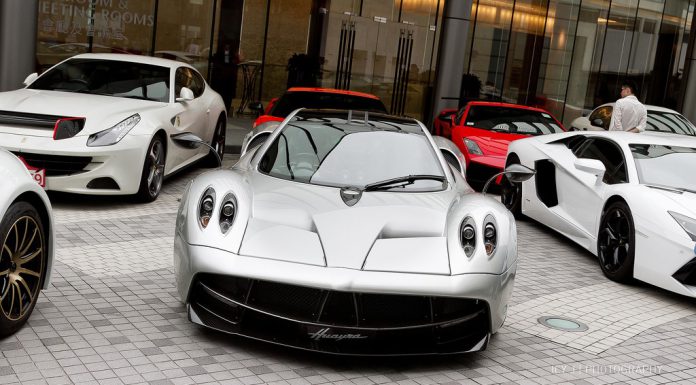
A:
589;106;613;130
174;67;203;98
576;138;628;184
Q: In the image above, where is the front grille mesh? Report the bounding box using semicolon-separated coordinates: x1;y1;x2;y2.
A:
13;152;92;176
194;273;485;329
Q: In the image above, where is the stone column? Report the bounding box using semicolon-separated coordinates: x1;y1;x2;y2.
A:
429;0;473;126
0;0;39;92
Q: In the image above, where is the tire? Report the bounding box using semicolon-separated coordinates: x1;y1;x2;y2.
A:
597;201;635;283
204;116;226;167
500;158;523;218
0;201;46;337
136;135;166;202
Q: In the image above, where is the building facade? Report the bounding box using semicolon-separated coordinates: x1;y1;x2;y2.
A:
3;0;695;126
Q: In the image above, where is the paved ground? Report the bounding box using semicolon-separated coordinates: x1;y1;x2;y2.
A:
2;156;696;385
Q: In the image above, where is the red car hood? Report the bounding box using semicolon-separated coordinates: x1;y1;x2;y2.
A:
462;127;530;157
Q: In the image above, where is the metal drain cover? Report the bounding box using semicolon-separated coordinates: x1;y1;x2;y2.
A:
538;316;588;332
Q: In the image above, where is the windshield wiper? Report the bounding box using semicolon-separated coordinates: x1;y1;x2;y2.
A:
644;183;696;195
363;175;446;192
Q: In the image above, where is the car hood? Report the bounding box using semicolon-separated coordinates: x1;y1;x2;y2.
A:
463;127;529;157
0;89;167;137
238;176;455;273
643;185;696;218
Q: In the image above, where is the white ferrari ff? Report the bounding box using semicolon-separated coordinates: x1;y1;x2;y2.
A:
502;131;696;297
0;149;54;337
174;109;532;355
0;53;227;201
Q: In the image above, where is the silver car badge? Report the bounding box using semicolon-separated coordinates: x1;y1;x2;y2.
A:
340;187;362;207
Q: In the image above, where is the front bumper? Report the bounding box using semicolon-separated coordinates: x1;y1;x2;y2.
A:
0;132;149;195
175;238;516;355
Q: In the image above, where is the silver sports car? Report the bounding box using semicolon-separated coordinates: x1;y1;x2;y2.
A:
174;109;524;355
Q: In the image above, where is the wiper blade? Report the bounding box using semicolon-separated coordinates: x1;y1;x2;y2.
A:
363;174;446;192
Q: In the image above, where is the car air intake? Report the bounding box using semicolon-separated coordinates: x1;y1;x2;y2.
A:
53;118;86;140
0;110;85;139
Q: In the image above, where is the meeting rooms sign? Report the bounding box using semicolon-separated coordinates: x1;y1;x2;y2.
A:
39;0;154;41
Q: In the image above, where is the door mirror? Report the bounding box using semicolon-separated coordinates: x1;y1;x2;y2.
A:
23;73;38;86
503;163;536;183
176;87;195;102
575;158;606;179
591;118;605;128
438;110;455;123
249;101;264;112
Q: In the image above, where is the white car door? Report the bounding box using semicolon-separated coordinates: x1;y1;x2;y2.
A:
555;137;628;240
168;67;209;170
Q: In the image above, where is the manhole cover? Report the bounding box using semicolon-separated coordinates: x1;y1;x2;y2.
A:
538;316;588;332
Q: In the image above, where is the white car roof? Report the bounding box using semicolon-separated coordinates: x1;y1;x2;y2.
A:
576;130;696;147
70;53;191;70
595;102;678;114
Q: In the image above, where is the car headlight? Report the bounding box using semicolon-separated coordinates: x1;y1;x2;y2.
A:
464;138;483;155
219;193;237;234
483;215;497;256
87;114;141;146
460;216;476;257
198;187;216;229
669;211;696;242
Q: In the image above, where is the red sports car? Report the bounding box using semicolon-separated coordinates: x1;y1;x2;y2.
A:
252;87;388;128
446;101;565;190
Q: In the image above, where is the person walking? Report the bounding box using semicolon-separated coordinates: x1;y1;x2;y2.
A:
609;81;647;133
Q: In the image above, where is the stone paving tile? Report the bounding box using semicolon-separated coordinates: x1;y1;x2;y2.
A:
2;156;696;384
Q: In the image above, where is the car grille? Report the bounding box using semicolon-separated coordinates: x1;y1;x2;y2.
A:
189;274;491;355
673;257;696;287
13;152;92;176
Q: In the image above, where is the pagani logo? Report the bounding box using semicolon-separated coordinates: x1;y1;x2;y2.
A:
308;328;368;341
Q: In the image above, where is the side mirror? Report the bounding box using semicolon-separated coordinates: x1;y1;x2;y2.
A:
23;73;38;86
591;118;604;128
249;101;264;112
438;111;455;122
171;132;221;166
176;87;195;102
482;163;536;195
574;158;605;180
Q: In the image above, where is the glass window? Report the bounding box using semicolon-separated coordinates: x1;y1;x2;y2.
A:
501;0;549;105
630;144;696;190
646;112;696;136
626;0;664;102
576;138;627;184
259;114;444;191
29;58;170;103
468;0;514;101
92;0;156;56
589;105;613;129
175;67;203;98
464;105;564;135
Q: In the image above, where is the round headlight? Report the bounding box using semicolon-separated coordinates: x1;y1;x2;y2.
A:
460;217;476;257
483;215;497;256
198;187;215;229
219;193;237;234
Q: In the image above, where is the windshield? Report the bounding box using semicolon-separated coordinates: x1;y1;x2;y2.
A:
29;58;170;102
258;113;446;192
270;92;388;117
630;144;696;191
646;112;696;136
464;105;564;135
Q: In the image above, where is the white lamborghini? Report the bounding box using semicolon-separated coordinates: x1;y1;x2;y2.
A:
174;109;534;355
0;53;227;201
0;149;54;337
502;131;696;297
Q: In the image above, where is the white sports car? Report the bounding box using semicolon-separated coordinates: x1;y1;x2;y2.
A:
0;53;227;201
503;131;696;297
569;103;696;136
0;149;54;337
174;109;532;355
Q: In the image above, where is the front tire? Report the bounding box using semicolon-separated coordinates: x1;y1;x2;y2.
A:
204;116;226;167
597;201;635;283
136;135;166;202
0;201;46;337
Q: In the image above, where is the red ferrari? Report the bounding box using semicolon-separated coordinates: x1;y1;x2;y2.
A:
443;101;565;190
252;87;387;128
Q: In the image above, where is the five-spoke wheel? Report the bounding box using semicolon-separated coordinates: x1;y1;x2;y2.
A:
136;135;166;202
597;201;635;283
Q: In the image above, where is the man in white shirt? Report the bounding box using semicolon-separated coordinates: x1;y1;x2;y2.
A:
609;81;647;133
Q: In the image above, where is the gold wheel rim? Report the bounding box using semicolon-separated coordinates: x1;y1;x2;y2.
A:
0;216;44;321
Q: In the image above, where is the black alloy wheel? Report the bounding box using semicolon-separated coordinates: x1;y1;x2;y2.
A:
136;135;166;202
0;202;46;337
204;116;226;167
597;201;635;283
